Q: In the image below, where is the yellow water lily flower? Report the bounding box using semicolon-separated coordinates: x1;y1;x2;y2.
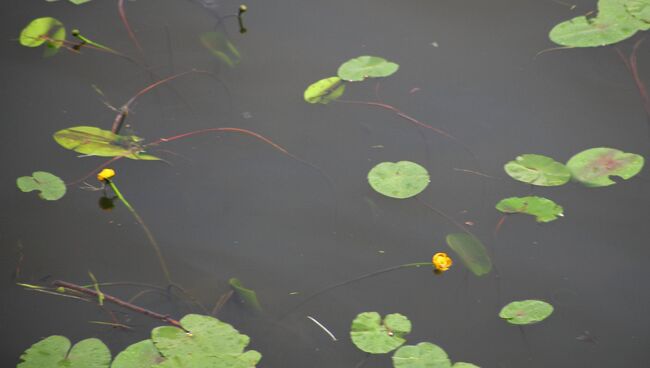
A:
432;252;452;272
97;168;116;182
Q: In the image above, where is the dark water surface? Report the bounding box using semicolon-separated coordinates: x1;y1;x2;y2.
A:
1;0;649;366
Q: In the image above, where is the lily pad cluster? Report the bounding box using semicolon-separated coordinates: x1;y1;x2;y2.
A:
303;55;399;104
350;312;479;367
549;0;650;47
18;314;262;368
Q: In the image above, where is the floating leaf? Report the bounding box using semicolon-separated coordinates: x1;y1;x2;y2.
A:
445;233;492;276
151;314;261;367
368;161;430;199
229;278;263;312
200;31;241;67
495;196;563;223
566;147;644;187
17;171;66;200
503;154;571;186
337;56;399;82
303;76;345;104
18;336;111;368
626;0;650;22
350;312;411;354
453;363;480;368
69;0;93;4
20;17;66;55
499;300;554;325
53;126;160;160
112;340;163;368
392;342;451;368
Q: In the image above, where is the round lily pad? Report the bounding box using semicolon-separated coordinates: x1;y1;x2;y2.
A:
17;171;66;201
499;300;554;325
392;342;451;368
445;233;492;276
304;76;345;104
337;56;399;82
350;312;411;354
504;154;570;186
17;336;111;368
495;196;564;223
566;147;644;187
368;161;430;199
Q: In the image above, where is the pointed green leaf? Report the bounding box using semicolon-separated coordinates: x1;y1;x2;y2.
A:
445;233;492;276
350;312;411;354
368;161;430;199
17;171;66;200
392;342;451;368
566;147;644;187
18;336;110;368
499;300;554;325
53;126;160;160
112;340;163;368
337;56;399;82
495;196;564;223
303;76;345;104
229;278;263;312
504;154;570;186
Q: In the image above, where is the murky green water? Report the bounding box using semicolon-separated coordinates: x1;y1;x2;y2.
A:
1;0;649;366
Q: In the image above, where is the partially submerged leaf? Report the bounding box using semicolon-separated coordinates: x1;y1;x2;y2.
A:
19;17;66;55
392;342;451;368
368;161;430;199
304;76;345;104
17;171;66;200
504;154;571;186
495;196;564;223
566;147;644;187
445;233;492;276
350;312;411;354
229;278;263;312
112;340;163;368
200;31;241;67
499;300;554;325
53;126;160;160
18;336;111;368
337;56;399;82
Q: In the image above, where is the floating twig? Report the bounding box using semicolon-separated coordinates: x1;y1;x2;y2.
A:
307;315;338;341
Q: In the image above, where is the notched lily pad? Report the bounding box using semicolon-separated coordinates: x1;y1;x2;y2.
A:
499;300;554;325
350;312;411;354
20;17;66;56
392;342;451;368
18;336;111;368
566;147;644;187
445;233;492;276
17;171;66;200
304;76;345;104
337;56;399;82
53;126;160;160
368;161;430;199
504;154;570;186
495;196;564;223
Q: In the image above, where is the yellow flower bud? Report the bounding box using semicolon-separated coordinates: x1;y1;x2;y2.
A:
432;252;452;272
97;168;116;182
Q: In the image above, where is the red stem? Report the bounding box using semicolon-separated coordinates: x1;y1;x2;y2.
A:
118;0;144;55
616;39;650;120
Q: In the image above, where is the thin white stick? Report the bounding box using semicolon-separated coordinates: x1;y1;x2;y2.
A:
307;315;338;341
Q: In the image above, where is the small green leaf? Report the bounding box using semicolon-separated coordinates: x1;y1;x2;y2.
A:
350;312;411;354
112;340;163;368
20;17;66;53
453;363;480;368
18;336;111;368
445;233;492;276
303;76;345;104
368;161;430;199
17;171;66;200
504;154;571;186
337;56;399;82
392;342;451;368
495;196;564;223
69;0;93;4
53;126;160;160
566;147;644;187
499;300;554;325
229;278;263;312
200;31;240;67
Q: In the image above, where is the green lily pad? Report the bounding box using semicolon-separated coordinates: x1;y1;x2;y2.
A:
368;161;430;199
626;0;650;22
350;312;411;354
151;314;261;367
18;336;111;368
112;340;163;368
17;171;66;200
229;278;263;312
53;126;160;160
495;196;564;223
445;233;492;276
504;154;571;186
304;76;345;104
499;300;554;325
392;342;451;368
20;17;66;56
453;363;480;368
566;147;644;187
337;56;399;82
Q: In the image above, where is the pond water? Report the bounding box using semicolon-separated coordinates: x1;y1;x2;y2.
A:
1;0;649;367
